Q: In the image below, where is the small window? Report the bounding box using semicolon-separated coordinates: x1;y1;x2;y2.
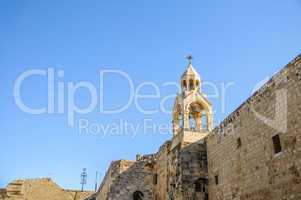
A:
237;138;242;149
153;173;158;185
214;175;219;185
272;135;282;154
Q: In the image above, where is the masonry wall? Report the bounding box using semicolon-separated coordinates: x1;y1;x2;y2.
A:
96;160;135;200
206;54;301;200
180;141;208;200
0;178;93;200
106;158;155;200
154;141;170;200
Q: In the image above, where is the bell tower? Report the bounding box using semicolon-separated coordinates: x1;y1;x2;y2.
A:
171;55;213;146
167;56;212;200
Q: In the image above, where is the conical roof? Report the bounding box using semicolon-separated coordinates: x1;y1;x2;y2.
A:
181;63;200;78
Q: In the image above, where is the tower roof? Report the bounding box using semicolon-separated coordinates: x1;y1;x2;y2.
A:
181;63;200;78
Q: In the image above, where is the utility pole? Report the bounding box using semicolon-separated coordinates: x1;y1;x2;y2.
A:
94;171;98;192
80;168;87;192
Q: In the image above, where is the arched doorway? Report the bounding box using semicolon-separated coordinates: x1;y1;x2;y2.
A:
133;191;144;200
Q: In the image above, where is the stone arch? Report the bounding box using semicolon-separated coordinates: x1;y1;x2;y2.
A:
186;101;211;131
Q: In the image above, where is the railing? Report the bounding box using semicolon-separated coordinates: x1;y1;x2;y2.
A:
176;127;209;133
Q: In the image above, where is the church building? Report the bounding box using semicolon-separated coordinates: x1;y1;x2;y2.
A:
95;54;301;200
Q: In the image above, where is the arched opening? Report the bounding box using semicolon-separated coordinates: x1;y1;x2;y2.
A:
202;111;207;130
182;80;187;90
194;178;209;200
196;79;200;88
189;113;197;130
133;191;144;200
195;178;203;192
189;79;194;90
188;103;208;131
178;113;184;128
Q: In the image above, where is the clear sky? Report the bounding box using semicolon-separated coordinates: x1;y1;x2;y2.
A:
0;0;300;190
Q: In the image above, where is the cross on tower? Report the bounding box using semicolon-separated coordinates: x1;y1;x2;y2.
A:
186;54;193;64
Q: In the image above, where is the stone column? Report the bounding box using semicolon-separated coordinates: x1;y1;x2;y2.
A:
184;111;190;129
196;112;202;130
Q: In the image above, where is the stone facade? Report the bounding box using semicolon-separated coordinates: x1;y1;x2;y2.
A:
206;55;301;200
0;178;93;200
96;54;301;200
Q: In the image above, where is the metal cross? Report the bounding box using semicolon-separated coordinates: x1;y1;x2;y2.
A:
186;54;193;64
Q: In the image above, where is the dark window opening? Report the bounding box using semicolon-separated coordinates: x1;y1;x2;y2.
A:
196;80;200;88
133;191;144;200
195;180;202;192
272;135;282;154
183;80;187;90
237;138;242;149
189;79;194;90
214;175;219;185
153;173;158;185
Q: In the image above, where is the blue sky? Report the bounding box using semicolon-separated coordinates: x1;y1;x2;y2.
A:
0;0;300;190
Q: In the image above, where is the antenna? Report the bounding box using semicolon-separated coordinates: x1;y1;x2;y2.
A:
94;171;98;192
80;168;87;191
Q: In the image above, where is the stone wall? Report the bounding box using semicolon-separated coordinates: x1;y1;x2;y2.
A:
96;160;135;200
106;159;155;200
154;141;170;200
206;54;301;200
0;178;93;200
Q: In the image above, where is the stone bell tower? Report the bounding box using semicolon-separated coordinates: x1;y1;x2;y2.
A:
171;55;213;147
167;56;212;200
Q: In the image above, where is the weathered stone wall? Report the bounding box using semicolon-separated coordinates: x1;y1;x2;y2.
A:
180;141;208;200
0;178;93;200
106;159;155;200
206;54;301;200
95;155;156;200
166;139;208;200
96;160;135;200
154;141;170;200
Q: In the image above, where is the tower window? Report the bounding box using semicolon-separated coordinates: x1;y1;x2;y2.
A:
214;175;219;185
189;79;194;90
272;135;282;154
179;113;184;128
237;138;242;149
182;80;187;90
189;114;197;129
153;173;158;185
202;112;207;130
196;80;200;88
